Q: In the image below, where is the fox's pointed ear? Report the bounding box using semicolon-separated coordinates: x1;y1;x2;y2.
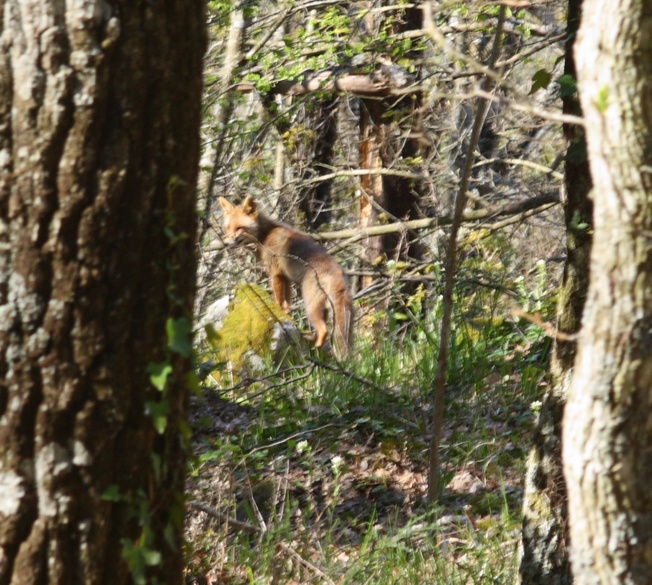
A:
218;197;233;212
241;195;257;216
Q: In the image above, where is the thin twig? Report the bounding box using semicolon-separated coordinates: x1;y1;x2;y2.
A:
473;157;564;181
278;542;336;585
246;423;341;455
512;309;578;342
305;355;391;394
190;500;260;534
215;362;315;395
479;201;558;232
301;167;425;185
424;2;508;503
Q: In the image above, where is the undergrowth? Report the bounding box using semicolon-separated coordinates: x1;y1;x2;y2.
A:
186;279;552;584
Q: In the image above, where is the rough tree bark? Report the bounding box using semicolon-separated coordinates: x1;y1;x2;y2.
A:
0;1;205;584
519;0;593;582
297;98;338;230
359;95;423;272
563;0;652;583
358;3;425;287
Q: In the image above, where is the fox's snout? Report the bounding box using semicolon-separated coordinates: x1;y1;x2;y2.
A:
222;225;252;246
222;231;239;246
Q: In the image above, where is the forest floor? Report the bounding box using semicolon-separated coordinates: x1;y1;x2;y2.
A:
184;318;547;584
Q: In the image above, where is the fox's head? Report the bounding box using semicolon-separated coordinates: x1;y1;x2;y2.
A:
218;195;260;246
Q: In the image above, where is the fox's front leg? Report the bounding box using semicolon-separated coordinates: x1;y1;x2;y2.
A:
272;273;292;313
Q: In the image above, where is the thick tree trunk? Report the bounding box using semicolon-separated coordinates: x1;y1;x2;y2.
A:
358;5;425;287
519;1;592;583
358;94;424;285
563;0;652;583
0;2;205;584
297;98;338;230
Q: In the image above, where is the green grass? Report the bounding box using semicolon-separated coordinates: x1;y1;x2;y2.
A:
186;275;552;584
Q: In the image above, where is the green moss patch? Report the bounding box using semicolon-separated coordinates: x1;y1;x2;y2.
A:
204;284;293;373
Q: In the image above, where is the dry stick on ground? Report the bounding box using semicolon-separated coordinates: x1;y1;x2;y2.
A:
424;3;508;503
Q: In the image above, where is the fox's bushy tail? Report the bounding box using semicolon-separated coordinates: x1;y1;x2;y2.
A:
332;289;354;360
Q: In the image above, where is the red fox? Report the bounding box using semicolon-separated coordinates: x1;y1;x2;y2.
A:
219;196;354;359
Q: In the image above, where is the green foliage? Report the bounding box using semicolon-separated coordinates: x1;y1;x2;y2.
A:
113;200;196;585
196;0;570;580
556;73;577;97
515;259;552;314
102;486;166;585
147;362;173;392
167;317;192;358
145;399;170;434
596;85;610;113
121;535;162;585
188;243;551;582
530;68;552;94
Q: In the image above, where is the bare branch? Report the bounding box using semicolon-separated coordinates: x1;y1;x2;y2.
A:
474;157;565;180
301;167;425;185
424;1;507;503
208;192;559;251
237;62;414;98
512;309;578;342
472;88;584;126
314;192;559;241
190;500;260;534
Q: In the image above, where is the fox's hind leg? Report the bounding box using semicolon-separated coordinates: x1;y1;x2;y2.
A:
305;297;329;348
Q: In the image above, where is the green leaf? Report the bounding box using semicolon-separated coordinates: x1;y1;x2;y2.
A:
145;400;170;434
596;86;610;113
141;548;162;567
556;74;577;97
121;539;146;585
167;317;192;357
186;370;201;396
147;361;172;391
101;484;123;502
164;522;177;550
529;68;552;95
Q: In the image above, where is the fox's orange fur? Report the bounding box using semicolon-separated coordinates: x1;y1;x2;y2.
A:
219;196;354;359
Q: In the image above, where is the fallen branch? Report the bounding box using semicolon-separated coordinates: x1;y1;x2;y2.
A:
313;191;559;241
190;500;259;534
208;192;559;252
236;60;413;98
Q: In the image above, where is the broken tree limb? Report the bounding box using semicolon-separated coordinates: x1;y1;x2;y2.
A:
301;167;425;185
236;60;414;97
313;191;559;241
207;191;559;251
